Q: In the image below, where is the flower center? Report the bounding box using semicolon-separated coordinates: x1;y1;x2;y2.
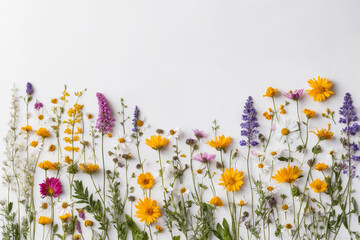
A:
180;187;186;194
329;150;334;155
170;130;176;135
258;163;264;168
196;169;202;174
143;179;149;184
267;186;274;191
146;208;154;215
281;128;289;135
47;187;54;196
38;114;44;120
62;202;68;209
315;86;326;93
41;203;48;209
118;138;125;143
282;204;288;210
285;223;292;229
30;141;38;147
137;120;143;127
270;151;277;156
239;200;245;206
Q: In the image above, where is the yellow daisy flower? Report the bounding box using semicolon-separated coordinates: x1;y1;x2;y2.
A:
310;178;328;193
59;213;72;222
310;124;333;141
209;196;224;207
38;161;57;170
219;168;244;192
38;216;51;225
155;225;163;233
207;135;232;151
272;165;302;184
84;220;93;227
145;135;169;150
314;163;328;171
303;109;316;119
306;76;334;102
79;163;99;174
137;172;155;189
135;198;161;225
36;127;51;138
263;87;278;97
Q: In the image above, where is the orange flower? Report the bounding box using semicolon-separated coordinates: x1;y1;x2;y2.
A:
145;135;169;150
207;135;231;151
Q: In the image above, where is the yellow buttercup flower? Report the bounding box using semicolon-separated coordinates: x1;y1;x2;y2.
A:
30;141;38;147
79;163;99;174
207;135;231;151
135;198;161;225
219;168;244;192
155;225;163;233
310;124;333;141
36;127;51;138
303;109;316;119
38;216;51;225
238;200;247;206
137;172;155;189
73;235;81;240
84;220;93;227
21;125;32;132
48;144;56;152
263;87;278;97
59;213;72;222
51;98;58;104
209;196;224;207
38;161;57;170
145;135;169;150
310;178;328;193
306;76;334;102
272;165;302;184
314;163;328;171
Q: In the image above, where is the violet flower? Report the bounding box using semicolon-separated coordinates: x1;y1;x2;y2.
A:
240;96;259;147
339;93;360;177
132;106;140;132
39;177;63;198
193;129;208;139
34;101;43;110
26;82;34;95
283;89;304;100
95;92;115;134
193;152;216;163
76;220;82;234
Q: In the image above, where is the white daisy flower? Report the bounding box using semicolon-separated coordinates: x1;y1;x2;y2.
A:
281;201;292;213
56;198;74;215
116;134;133;153
38;199;51;215
256;157;271;175
267;148;283;161
263;182;280;195
175;185;191;197
282;223;294;233
238;196;248;207
273;118;298;143
166;127;181;140
29;137;43;152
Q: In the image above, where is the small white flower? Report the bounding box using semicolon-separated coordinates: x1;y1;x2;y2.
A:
175;185;191;197
166;127;181;139
38;199;51;215
255;157;271;175
267;148;283;160
238;196;248;207
29;137;43;152
56;198;74;215
281;201;292;213
273;119;298;143
263;182;280;194
116;134;133;153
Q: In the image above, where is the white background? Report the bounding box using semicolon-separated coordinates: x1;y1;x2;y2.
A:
1;0;360;239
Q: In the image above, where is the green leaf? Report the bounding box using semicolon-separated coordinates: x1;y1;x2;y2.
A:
278;157;289;162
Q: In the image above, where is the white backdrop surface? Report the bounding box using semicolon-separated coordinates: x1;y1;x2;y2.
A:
1;1;360;239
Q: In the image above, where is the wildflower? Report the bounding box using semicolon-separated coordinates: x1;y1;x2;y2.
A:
263;87;278;97
193;129;208;139
279;105;286;114
209;196;224;207
95;92;115;134
283;89;304;100
193;152;216;163
272;165;302;184
116;134;132;152
310;124;333;141
256;158;271;174
240;96;259;147
79;163;99;174
77;208;85;220
73;235;81;240
155;225;163;233
267;148;283;160
303;109;316;119
281;202;292;213
273;119;298;143
339;93;360;135
39;177;63;198
314;163;328;171
36;127;51;138
310;178;328;193
219;168;244;192
263;111;273;120
59;213;72;222
38;199;51;215
56;198;74;215
178;186;191;197
263;182;280;194
306;76;334;102
84;220;93;227
284;223;293;230
135;198;161;224
145;135;169;150
38;216;51;225
132;106;140;132
26;82;34;95
38;161;57;170
137;172;155;189
64;156;72;164
207;135;232;150
48;144;56;152
167;127;181;139
21;125;32;132
238;198;248;207
34;101;44;110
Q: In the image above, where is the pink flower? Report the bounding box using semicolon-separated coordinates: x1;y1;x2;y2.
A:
40;177;63;198
193;152;216;163
193;129;208;139
284;89;304;100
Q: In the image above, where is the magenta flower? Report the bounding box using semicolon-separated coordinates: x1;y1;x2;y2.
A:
39;177;63;198
193;129;208;139
34;101;44;110
95;92;115;134
283;89;304;100
193;152;216;163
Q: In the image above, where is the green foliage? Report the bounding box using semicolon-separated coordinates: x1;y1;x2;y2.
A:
0;201;20;240
212;218;233;240
125;214;148;240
